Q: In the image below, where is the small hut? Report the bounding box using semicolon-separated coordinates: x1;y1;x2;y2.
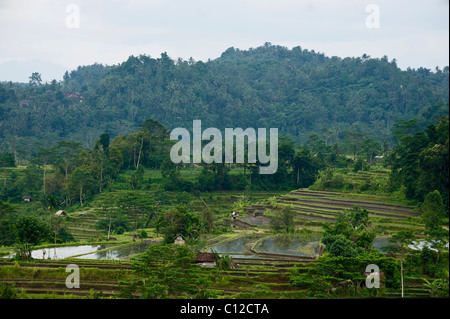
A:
174;235;185;245
55;210;67;216
23;195;32;202
194;253;216;268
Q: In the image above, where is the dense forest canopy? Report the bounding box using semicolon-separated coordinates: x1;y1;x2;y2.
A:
0;44;448;160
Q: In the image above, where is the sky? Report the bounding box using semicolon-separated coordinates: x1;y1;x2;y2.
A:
0;0;448;82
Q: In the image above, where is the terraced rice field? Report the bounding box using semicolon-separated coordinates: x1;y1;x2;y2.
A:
0;256;310;298
0;259;135;298
64;210;104;241
243;188;422;233
63;189;287;241
1;256;425;299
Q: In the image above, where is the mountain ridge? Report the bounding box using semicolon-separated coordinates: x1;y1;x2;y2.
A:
0;44;448;158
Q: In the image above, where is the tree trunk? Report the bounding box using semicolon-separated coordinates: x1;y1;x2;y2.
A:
79;185;83;206
13;136;17;165
65;164;69;208
108;218;111;240
401;259;404;298
136;137;144;169
43;162;46;195
135;218;138;238
99;165;103;193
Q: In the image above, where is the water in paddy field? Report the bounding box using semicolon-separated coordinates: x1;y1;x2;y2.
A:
75;241;153;260
211;236;249;254
3;241;155;260
210;234;390;258
253;234;320;257
210;234;321;258
2;245;108;260
209;235;263;258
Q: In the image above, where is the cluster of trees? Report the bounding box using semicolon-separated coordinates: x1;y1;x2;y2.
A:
1;113;447;229
321;206;375;257
388;115;449;214
0;152;15;167
119;243;220;299
185;140;325;192
289;206;398;297
0;200;73;251
154;204;214;244
1;118;169;205
0;136;122;206
269;206;296;233
289;252;400;297
290;204;449;298
1;44;448;162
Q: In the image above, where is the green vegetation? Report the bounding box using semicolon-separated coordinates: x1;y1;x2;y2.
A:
389;116;449;207
1;45;448;159
0;46;448;299
321;206;375;257
119;244;218;299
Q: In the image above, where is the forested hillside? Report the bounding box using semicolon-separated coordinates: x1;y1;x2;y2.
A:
0;44;448;159
1;44;449;302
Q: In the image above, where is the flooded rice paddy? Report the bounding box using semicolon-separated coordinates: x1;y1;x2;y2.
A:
209;233;321;258
209;234;392;258
3;241;155;260
3;235;400;261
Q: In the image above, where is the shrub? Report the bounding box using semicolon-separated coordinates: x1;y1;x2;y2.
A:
0;283;17;299
140;229;148;239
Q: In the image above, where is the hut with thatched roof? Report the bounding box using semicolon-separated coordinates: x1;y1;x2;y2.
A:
194;252;216;268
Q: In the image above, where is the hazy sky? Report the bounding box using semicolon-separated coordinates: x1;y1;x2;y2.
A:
0;0;448;82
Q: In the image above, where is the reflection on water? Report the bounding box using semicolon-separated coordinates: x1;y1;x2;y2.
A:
210;235;260;255
254;234;320;257
75;241;152;260
211;237;245;254
3;241;154;260
210;234;320;257
3;245;110;260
